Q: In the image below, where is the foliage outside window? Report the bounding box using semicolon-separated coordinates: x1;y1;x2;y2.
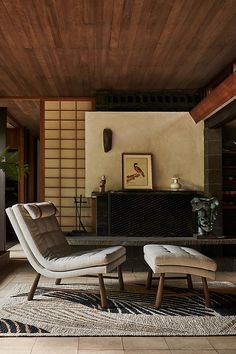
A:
0;147;28;181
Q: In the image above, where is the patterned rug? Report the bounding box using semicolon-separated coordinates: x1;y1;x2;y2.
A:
1;281;236;336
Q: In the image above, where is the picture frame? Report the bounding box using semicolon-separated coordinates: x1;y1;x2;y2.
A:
122;153;153;190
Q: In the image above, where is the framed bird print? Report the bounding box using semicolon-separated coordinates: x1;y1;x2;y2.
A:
122;153;153;190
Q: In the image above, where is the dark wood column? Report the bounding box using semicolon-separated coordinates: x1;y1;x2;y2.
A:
0;108;7;251
204;126;222;236
28;134;37;202
18;126;25;203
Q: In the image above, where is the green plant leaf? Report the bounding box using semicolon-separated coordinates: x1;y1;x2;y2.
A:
0;147;29;181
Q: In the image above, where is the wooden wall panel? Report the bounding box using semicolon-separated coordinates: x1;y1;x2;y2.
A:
0;108;7;251
43;99;93;232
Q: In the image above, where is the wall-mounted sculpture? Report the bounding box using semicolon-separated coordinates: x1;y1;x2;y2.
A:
191;196;219;235
103;128;112;152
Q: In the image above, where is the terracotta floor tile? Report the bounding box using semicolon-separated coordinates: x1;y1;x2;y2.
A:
32;337;79;354
0;337;36;351
78;351;124;354
124;350;171;354
169;350;217;354
79;337;123;350
34;337;79;347
32;348;77;354
165;337;213;350
0;349;32;354
208;336;236;350
122;337;168;350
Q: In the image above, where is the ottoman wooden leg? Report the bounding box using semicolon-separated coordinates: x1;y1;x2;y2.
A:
55;278;61;285
146;269;153;290
98;273;108;309
187;274;193;289
155;273;165;308
117;265;124;291
202;277;210;307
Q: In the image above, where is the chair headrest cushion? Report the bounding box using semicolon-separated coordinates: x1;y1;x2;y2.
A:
23;202;57;219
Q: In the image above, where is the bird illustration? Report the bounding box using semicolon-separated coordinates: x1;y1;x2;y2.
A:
134;163;145;177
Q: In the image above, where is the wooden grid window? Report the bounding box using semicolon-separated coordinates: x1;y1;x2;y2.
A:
43;99;93;233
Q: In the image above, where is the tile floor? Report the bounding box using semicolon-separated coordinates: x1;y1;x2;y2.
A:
0;259;236;354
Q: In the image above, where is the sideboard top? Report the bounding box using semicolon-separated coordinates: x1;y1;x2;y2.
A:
92;190;204;197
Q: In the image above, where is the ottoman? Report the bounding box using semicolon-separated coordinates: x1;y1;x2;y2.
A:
144;244;217;308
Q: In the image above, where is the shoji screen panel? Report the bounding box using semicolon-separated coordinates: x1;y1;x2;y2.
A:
43;99;93;232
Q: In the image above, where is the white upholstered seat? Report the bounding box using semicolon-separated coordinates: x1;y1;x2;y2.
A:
6;202;126;308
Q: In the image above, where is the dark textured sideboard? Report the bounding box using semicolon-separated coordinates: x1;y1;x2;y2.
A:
92;190;202;237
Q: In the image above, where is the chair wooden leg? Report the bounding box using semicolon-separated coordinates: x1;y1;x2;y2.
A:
155;273;165;308
117;265;124;291
55;278;61;285
28;273;41;301
146;269;153;290
98;274;108;309
187;274;193;289
202;277;210;307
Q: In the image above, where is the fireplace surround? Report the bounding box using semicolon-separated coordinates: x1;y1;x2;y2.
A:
92;190;202;237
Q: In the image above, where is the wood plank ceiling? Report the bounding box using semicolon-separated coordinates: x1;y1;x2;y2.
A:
0;0;236;135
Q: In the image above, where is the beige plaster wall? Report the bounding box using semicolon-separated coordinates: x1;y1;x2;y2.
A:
85;112;204;196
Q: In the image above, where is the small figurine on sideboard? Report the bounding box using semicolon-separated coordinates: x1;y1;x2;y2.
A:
99;175;106;193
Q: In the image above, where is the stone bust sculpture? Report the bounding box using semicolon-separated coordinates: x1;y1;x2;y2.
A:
191;196;219;235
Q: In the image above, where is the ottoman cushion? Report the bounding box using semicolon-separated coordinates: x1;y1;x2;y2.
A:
144;245;217;272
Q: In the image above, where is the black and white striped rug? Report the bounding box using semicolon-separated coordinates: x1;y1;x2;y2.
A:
1;282;236;336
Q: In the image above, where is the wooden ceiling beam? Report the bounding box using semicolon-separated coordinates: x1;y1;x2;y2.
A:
7;112;21;128
190;72;236;123
0;97;41;101
204;100;236;128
